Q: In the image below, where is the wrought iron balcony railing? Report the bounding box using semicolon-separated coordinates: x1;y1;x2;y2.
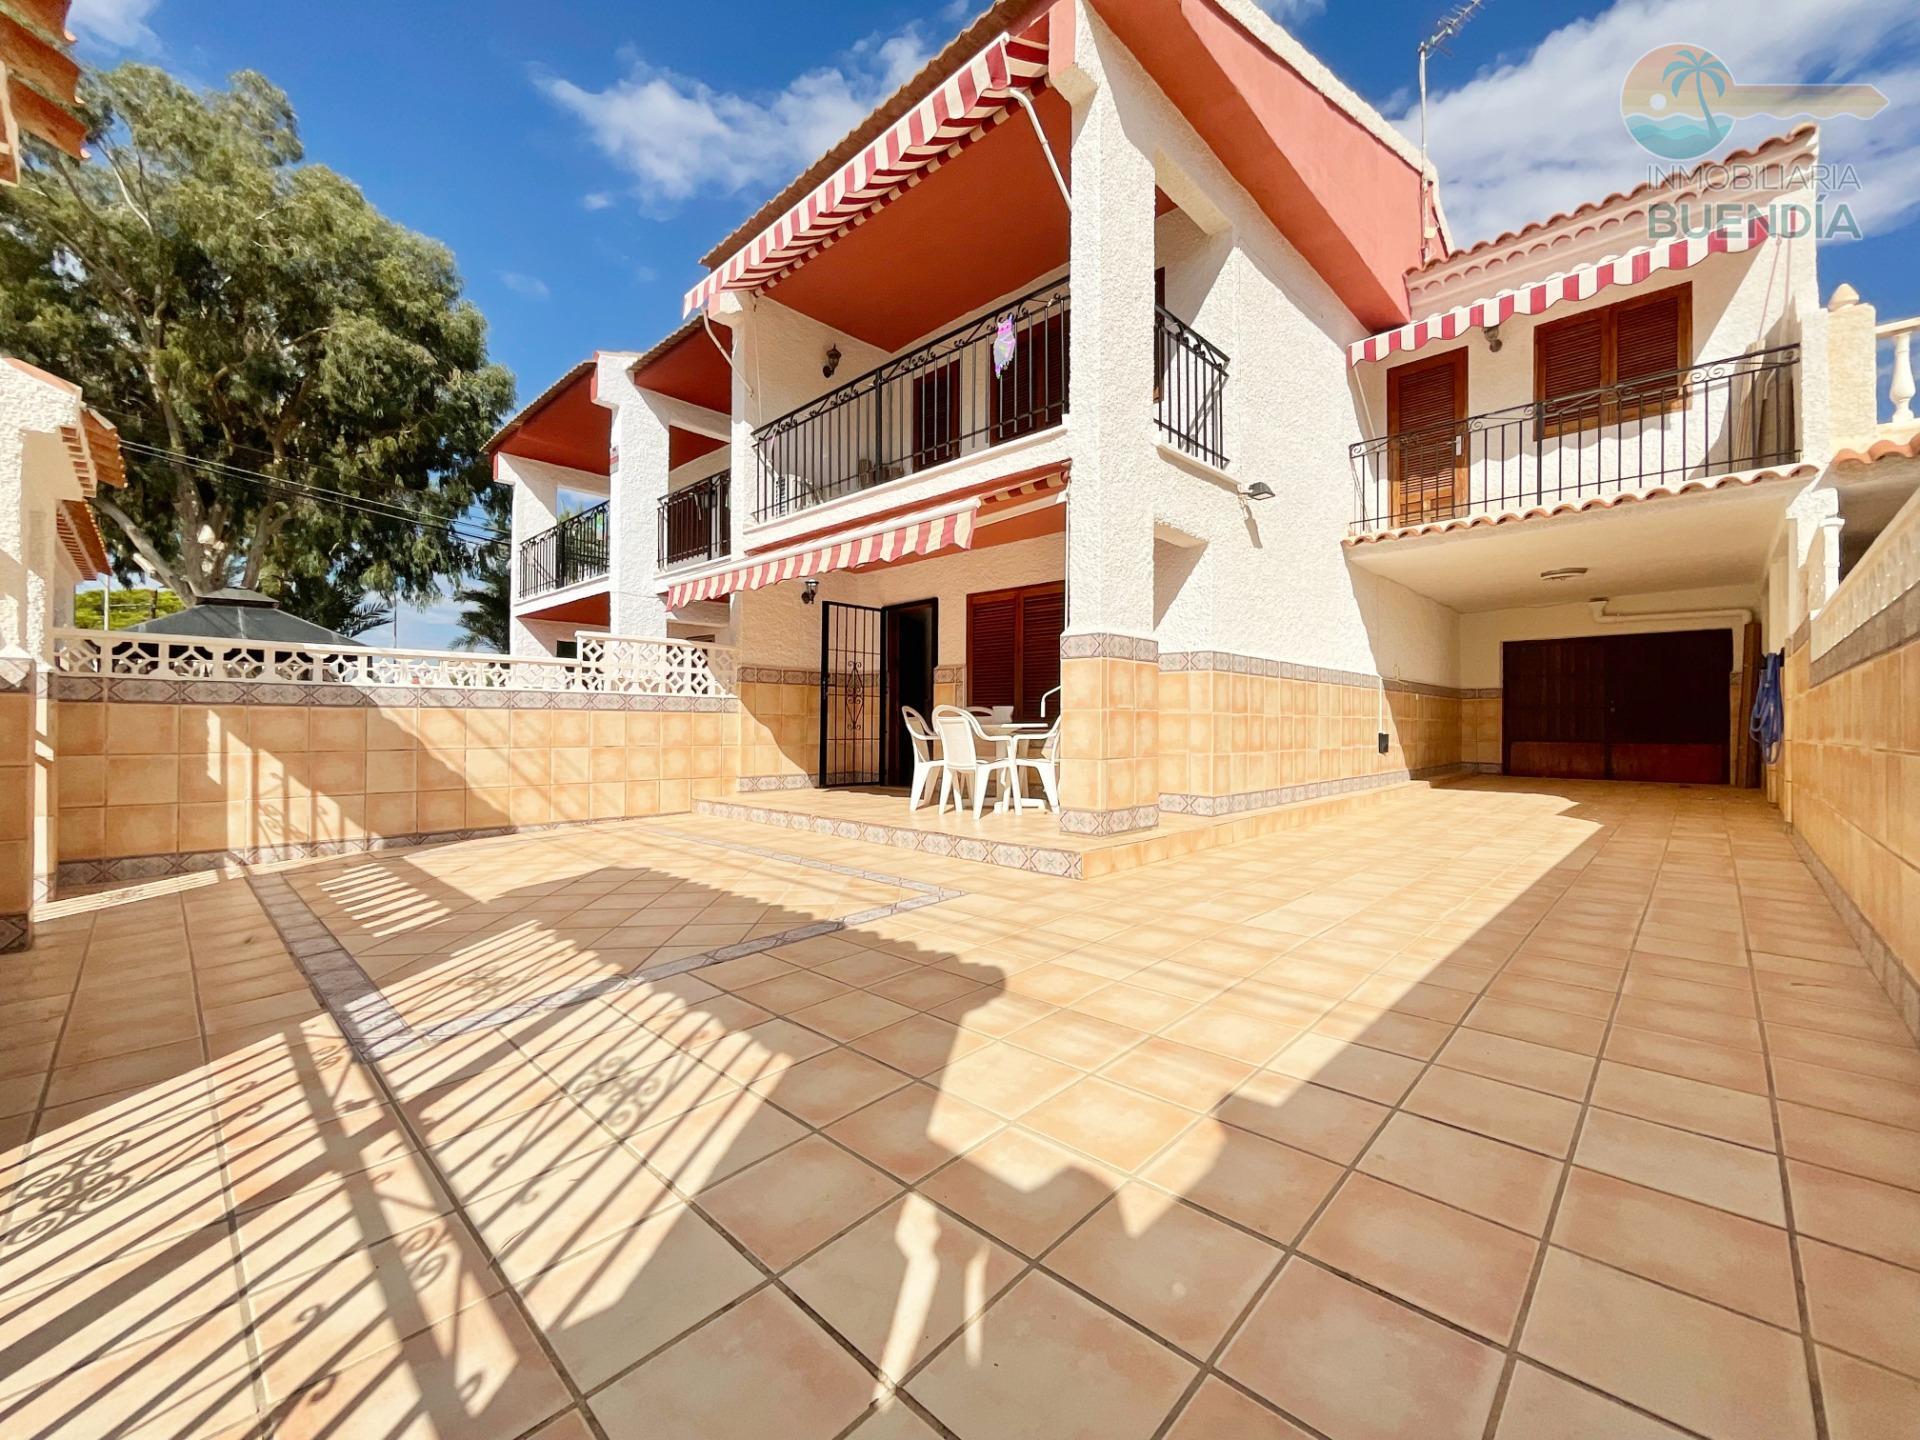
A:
753;278;1071;522
1350;346;1800;531
658;472;731;569
1155;304;1229;468
517;500;610;598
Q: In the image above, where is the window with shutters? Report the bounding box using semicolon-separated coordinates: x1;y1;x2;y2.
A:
1386;349;1467;526
991;312;1069;444
911;360;961;472
1534;285;1691;436
967;582;1066;721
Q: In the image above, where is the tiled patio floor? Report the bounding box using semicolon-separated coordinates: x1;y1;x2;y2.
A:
4;779;1918;1440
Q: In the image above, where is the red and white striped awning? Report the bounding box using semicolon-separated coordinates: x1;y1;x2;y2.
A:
1350;217;1769;367
668;497;978;609
682;31;1049;316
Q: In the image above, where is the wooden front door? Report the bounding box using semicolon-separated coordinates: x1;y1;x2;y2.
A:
1387;350;1468;525
1502;630;1731;784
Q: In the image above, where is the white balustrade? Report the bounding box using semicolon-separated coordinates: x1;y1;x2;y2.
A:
50;628;736;700
1880;317;1918;426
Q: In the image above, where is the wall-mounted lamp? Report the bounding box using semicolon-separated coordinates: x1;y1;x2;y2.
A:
822;345;841;379
1241;481;1276;501
801;578;820;605
1483;322;1503;353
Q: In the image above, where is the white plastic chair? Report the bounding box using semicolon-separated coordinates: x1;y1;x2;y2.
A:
1012;716;1062;813
933;705;1016;817
901;706;945;810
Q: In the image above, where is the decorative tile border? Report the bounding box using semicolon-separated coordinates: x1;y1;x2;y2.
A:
1808;576;1920;686
48;674;736;711
1062;633;1159;662
1058;804;1160;837
54;816;658;890
253;822;968;1061
695;797;1089;879
933;664;964;685
1157;648;1486;700
1158;763;1477;816
1791;831;1920;1044
0;913;29;954
738;666;823;685
1787;617;1810;656
738;774;817;793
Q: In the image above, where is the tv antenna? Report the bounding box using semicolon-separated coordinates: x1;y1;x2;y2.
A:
1418;0;1487;263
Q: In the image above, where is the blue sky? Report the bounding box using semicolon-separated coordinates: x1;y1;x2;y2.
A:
69;0;1920;645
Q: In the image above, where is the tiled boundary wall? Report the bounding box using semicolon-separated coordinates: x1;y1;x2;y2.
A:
1782;488;1920;1039
0;660;40;949
737;663;966;794
44;675;739;896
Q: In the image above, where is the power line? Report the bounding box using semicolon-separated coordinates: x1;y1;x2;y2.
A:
115;439;508;549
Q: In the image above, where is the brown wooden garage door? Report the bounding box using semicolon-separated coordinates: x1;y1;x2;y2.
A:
1502;630;1731;784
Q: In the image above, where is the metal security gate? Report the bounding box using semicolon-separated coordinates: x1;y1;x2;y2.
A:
820;602;884;786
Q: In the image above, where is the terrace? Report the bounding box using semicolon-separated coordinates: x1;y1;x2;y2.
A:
4;778;1915;1440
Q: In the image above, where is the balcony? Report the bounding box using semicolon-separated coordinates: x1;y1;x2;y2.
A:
753;278;1072;523
1350;345;1800;531
517;500;609;599
1154;304;1230;468
658;473;732;568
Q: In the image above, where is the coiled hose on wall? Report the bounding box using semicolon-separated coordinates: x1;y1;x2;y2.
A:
1750;649;1785;765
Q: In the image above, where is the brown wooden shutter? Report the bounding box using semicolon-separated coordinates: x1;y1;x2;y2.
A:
1387;352;1465;525
912;360;960;470
1614;292;1685;388
967;594;1018;712
1537;313;1607;401
1017;587;1066;721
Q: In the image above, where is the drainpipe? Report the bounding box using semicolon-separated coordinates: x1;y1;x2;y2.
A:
1586;599;1755;628
1011;87;1071;209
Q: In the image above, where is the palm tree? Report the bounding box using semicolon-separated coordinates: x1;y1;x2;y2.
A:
450;553;510;653
1663;49;1732;146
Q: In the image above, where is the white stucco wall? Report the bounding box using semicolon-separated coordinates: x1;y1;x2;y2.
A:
0;364;88;662
500;452;607;656
1458;582;1761;690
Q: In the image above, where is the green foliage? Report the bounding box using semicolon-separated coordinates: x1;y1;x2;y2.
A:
72;586;185;630
0;63;515;623
449;551;509;653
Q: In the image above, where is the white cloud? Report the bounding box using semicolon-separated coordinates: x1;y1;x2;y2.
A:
581;191;614;211
537;23;935;208
69;0;161;48
1409;0;1920;248
499;271;551;300
1258;0;1327;22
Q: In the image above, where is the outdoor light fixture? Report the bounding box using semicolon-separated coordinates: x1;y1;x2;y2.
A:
822;345;841;379
1540;566;1589;582
1242;481;1276;501
801;579;820;604
1483;322;1503;352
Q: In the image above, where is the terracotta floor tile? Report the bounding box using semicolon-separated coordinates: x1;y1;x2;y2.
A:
1047;1182;1280;1356
1773;1057;1920;1132
1589;1060;1777;1150
1221;1257;1503;1440
790;989;919;1042
466;1145;682;1284
852;1014;993;1077
1358;1111;1562;1234
1799;1237;1920;1378
785;1193;1023;1380
1777;1101;1920;1190
515;1203;762;1389
1140;1117;1343;1243
1437;1028;1595;1101
1301;1172;1537;1342
1787;1159;1920;1271
1265;1032;1423;1105
1403;1065;1581;1157
1021;1076;1195;1173
827;1084;1003;1182
751;1046;911;1127
1817;1345;1920;1440
929;1042;1081;1119
701;1133;901;1270
1552;1167;1798;1327
624;1087;809;1195
1494;1361;1689;1439
847;1402;948;1439
1312;1002;1452;1060
1163;1377;1314;1440
1072;980;1200;1031
1520;1246;1815;1440
1767;1024;1920;1084
1007;1010;1149;1070
908;1269;1196;1440
591;1285;873;1440
1217;1069;1388;1166
1576;1108;1785;1224
917;1127;1119;1258
1466;996;1608;1056
232;1149;454;1286
1603;1026;1768;1095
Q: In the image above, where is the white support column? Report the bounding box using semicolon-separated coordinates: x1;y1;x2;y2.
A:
597;353;672;642
500;453;562;656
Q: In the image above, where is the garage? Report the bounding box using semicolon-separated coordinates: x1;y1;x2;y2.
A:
1502;630;1733;784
